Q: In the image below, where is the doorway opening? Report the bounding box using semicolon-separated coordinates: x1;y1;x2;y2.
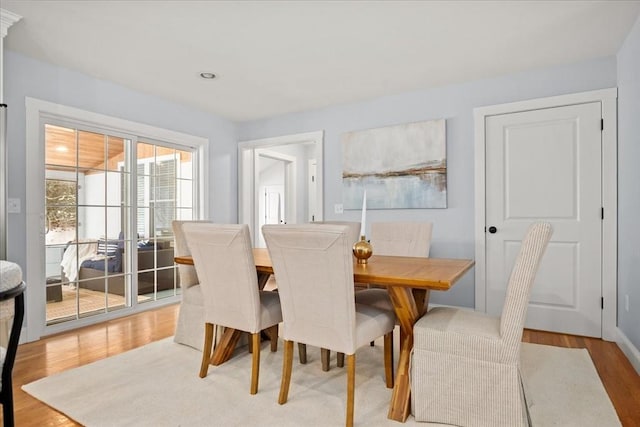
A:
238;131;323;247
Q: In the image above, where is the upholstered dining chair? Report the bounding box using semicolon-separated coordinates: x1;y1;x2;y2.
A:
355;221;433;312
263;224;396;427
0;261;26;427
308;220;361;370
172;220;213;351
182;223;283;394
411;222;552;426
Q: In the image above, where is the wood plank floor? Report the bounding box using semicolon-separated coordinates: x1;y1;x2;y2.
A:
2;304;639;426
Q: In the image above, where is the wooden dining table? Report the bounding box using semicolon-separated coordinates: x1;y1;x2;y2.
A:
175;248;474;423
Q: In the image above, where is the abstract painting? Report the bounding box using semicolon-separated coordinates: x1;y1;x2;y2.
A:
342;119;446;209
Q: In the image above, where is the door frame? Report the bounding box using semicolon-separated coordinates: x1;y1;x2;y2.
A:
238;131;324;244
473;88;617;341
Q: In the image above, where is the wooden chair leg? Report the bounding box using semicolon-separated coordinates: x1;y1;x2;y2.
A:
279;340;295;404
267;324;279;352
250;332;261;394
337;352;345;368
200;323;214;378
248;331;254;353
298;342;307;364
321;348;330;371
384;330;394;388
346;354;356;427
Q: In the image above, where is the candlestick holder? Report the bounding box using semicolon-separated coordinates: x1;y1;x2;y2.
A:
352;235;373;264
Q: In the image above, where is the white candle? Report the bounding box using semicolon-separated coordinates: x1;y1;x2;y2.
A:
360;190;367;237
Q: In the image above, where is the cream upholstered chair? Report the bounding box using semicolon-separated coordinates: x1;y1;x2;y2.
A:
182;223;282;394
411;222;553;426
308;220;360;370
0;261;26;427
311;220;361;245
172;220;213;351
355;221;433;312
263;224;395;427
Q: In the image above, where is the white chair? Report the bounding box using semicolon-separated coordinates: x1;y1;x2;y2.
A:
263;224;395;427
172;220;213;351
0;261;26;427
183;223;282;394
355;222;433;312
411;222;553;426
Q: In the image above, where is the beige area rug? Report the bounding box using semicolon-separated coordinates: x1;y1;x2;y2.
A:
23;339;621;427
46;286;150;322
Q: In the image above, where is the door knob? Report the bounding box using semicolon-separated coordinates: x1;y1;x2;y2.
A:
488;226;497;234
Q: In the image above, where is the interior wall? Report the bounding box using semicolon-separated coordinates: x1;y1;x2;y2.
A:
4;50;238;281
238;56;617;308
617;14;640;351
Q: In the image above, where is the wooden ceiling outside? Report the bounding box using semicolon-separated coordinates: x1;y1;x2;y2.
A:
45;125;189;173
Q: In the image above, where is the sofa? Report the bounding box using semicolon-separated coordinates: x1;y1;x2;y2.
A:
61;238;176;296
78;246;176;296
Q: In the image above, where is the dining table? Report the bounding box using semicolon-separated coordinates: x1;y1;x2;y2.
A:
175;248;474;423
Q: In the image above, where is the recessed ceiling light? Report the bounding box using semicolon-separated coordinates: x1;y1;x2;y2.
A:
199;72;216;79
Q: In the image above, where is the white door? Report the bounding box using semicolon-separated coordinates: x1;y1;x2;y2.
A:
308;160;317;222
257;184;285;247
485;102;602;337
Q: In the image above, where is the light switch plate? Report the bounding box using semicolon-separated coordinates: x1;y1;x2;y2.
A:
7;198;21;213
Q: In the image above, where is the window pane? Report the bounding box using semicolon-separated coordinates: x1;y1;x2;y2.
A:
45;124;76;168
78;130;106;171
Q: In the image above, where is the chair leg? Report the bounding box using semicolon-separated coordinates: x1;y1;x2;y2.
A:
337;352;345;368
384;331;394;388
346;354;356;427
2;379;15;427
321;348;331;371
279;340;295;404
199;323;214;378
266;324;279;352
298;342;307;364
250;332;261;394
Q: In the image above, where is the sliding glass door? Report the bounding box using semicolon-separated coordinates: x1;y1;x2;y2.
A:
43;123;197;326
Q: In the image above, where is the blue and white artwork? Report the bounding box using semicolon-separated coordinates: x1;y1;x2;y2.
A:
342;119;446;209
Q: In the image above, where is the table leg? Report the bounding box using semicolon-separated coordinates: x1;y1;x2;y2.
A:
257;272;271;290
386;286;430;422
210;328;244;366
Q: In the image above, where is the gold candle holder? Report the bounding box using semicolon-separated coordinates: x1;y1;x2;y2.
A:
352;235;373;264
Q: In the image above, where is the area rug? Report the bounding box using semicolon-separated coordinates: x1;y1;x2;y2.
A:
23;339;621;427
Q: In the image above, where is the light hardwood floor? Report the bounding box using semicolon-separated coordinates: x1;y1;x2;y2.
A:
2;304;640;426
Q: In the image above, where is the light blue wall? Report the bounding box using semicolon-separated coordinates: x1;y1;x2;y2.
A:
238;57;618;308
4;51;238;279
617;15;640;350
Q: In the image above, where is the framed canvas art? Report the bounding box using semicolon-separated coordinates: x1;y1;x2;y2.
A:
342;119;446;209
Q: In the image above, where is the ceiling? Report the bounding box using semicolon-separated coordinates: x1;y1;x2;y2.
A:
4;1;640;122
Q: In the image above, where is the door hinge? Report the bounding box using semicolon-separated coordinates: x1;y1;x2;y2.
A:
601;297;604;310
601;118;604;131
601;207;604;220
311;215;315;221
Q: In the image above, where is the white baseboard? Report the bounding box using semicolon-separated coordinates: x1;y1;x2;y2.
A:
616;327;640;375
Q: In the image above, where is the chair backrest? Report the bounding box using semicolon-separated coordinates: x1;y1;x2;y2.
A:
172;220;212;288
500;222;553;350
371;222;433;257
310;221;361;245
263;224;358;354
182;223;262;334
